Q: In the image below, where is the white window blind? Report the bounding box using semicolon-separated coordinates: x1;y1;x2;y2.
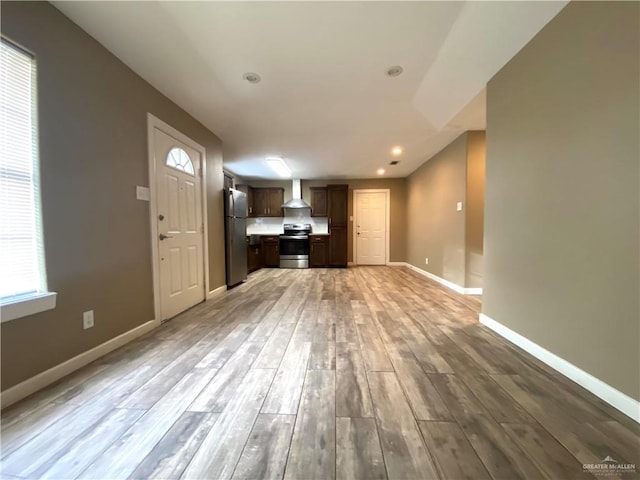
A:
0;38;47;302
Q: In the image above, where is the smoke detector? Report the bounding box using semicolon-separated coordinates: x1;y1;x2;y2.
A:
243;72;261;84
385;65;403;77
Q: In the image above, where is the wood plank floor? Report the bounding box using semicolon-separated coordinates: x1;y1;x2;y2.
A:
1;267;638;479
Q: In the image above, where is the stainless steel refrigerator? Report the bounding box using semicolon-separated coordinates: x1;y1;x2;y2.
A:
224;188;248;287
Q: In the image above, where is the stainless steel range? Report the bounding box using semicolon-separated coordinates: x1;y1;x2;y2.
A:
279;223;311;268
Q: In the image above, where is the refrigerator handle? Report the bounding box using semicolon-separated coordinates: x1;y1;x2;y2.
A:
228;189;234;216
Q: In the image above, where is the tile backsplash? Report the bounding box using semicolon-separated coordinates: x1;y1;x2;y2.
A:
247;212;329;234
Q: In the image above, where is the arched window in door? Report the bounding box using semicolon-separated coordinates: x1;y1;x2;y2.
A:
166;147;195;175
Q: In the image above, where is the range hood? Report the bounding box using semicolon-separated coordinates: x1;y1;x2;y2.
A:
282;179;311;209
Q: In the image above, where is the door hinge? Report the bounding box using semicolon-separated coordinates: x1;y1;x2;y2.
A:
198;167;202;178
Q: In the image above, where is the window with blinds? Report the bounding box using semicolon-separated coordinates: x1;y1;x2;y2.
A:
0;38;48;304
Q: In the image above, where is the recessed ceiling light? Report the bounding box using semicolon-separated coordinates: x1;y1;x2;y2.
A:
391;146;403;156
243;72;261;84
266;157;291;178
377;168;385;175
385;65;403;77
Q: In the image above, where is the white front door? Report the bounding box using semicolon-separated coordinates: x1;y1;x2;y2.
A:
355;191;387;265
154;127;205;320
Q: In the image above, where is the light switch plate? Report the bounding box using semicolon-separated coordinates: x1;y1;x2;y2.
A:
83;310;94;329
456;202;463;212
136;186;150;201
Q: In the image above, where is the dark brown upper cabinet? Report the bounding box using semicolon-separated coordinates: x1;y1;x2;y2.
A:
252;188;284;217
223;172;234;191
267;188;284;217
235;184;255;217
310;187;328;217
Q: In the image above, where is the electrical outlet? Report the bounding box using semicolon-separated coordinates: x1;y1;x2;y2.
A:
83;310;94;330
425;257;429;265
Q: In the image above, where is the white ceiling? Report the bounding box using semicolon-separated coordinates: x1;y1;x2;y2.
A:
52;1;567;180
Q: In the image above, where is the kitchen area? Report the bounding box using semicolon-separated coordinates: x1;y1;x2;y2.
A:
224;178;348;287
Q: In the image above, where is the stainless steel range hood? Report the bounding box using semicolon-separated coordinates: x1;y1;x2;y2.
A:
282;179;311;209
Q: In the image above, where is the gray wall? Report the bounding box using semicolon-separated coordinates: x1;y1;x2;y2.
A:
465;131;486;288
1;2;226;390
406;134;468;286
483;1;639;400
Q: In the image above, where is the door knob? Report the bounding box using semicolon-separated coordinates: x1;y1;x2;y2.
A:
159;234;173;240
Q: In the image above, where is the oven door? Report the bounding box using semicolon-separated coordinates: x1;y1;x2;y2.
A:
279;235;309;268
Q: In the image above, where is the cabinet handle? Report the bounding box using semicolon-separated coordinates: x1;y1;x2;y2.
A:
329;218;332;225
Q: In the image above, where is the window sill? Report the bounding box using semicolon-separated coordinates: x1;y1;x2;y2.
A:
0;292;57;323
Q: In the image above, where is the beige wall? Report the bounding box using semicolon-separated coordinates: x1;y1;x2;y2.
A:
302;179;407;263
483;2;639;400
406;134;468;286
465;132;486;288
406;132;485;288
1;2;226;390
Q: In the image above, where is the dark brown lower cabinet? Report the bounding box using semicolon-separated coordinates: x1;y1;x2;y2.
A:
247;244;262;273
328;226;348;267
262;236;280;267
310;236;328;267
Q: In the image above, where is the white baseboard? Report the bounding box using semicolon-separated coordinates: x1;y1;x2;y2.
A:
464;287;483;295
0;320;157;409
399;263;483;296
206;284;227;299
407;263;464;293
386;262;406;266
479;313;640;423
